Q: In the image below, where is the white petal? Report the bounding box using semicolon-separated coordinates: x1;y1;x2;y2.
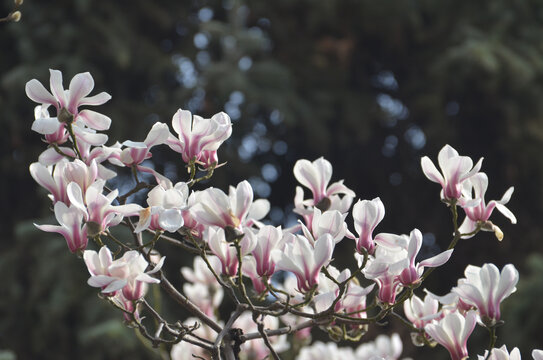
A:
77;109;111;131
25;79;56;105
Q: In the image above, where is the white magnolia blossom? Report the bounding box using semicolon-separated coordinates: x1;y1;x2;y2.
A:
421;144;483;201
477;345;521;360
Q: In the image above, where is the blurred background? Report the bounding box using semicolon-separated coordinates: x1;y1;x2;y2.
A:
1;0;543;359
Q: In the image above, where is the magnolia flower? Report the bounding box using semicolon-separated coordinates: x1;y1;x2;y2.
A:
190;180;269;230
273;233;335;292
183;282;223;318
34;201;88;253
135;182;189;233
404;293;442;330
352;197;385;254
452;263;519;326
375;229;453;286
31;105;69;144
26;69;112;131
84;246;164;300
296;341;355;360
293;157;355;209
354;333;404;360
68;180;142;236
116;122;170;166
181;256;222;287
247;225;284;277
206;226;256;276
459;172;516;240
166;109;232;165
362;246;407;305
421;144;483;201
301;208;351;244
424;310;478;360
30;161;71;204
477;345;521;360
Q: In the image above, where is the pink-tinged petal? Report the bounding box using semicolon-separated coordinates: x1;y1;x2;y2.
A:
78;91;111;106
68;72;94;112
165;134;184;153
453;283;485;309
144;122;170;147
326;180;356;198
66;182;87;214
460;310;478;346
419;249;453;268
147;256;165;275
407;229;423;261
72;126;109;146
294;159;322;199
171;109;192;137
460;157;483;182
458;218;478;238
495;264;518;302
421;156;444;185
49;69;66;108
38;147;75;166
34;223;68;238
313;234;334;270
29;162;57;195
437;145;459;168
494;202;517;224
77;109;111;130
102;279;128;293
135;273;160;284
31;117;61;135
88;275;116;288
374;233;407;249
232;181;254;221
25;79;57;105
98;246;113;268
532;349;543;360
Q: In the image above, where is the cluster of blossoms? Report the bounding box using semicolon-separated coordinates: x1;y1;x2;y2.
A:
28;70;541;360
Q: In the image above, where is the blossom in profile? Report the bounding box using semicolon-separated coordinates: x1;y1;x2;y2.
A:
452;263;518;326
352;197;385;254
34;201;88;253
458;172;516;240
166;109;232;165
84;246;164;300
424;310;478;360
273;233;334;292
421;144;482;201
293;157;355;209
477;345;521;360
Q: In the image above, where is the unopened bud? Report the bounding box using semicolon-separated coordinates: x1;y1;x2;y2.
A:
14;0;23;6
10;10;21;22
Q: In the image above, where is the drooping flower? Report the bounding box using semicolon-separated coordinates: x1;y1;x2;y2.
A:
424;310;478;360
206;226;256;276
458;172;516;240
421;144;483;201
452;263;519;326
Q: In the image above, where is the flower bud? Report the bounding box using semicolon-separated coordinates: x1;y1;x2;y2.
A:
10;11;21;22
